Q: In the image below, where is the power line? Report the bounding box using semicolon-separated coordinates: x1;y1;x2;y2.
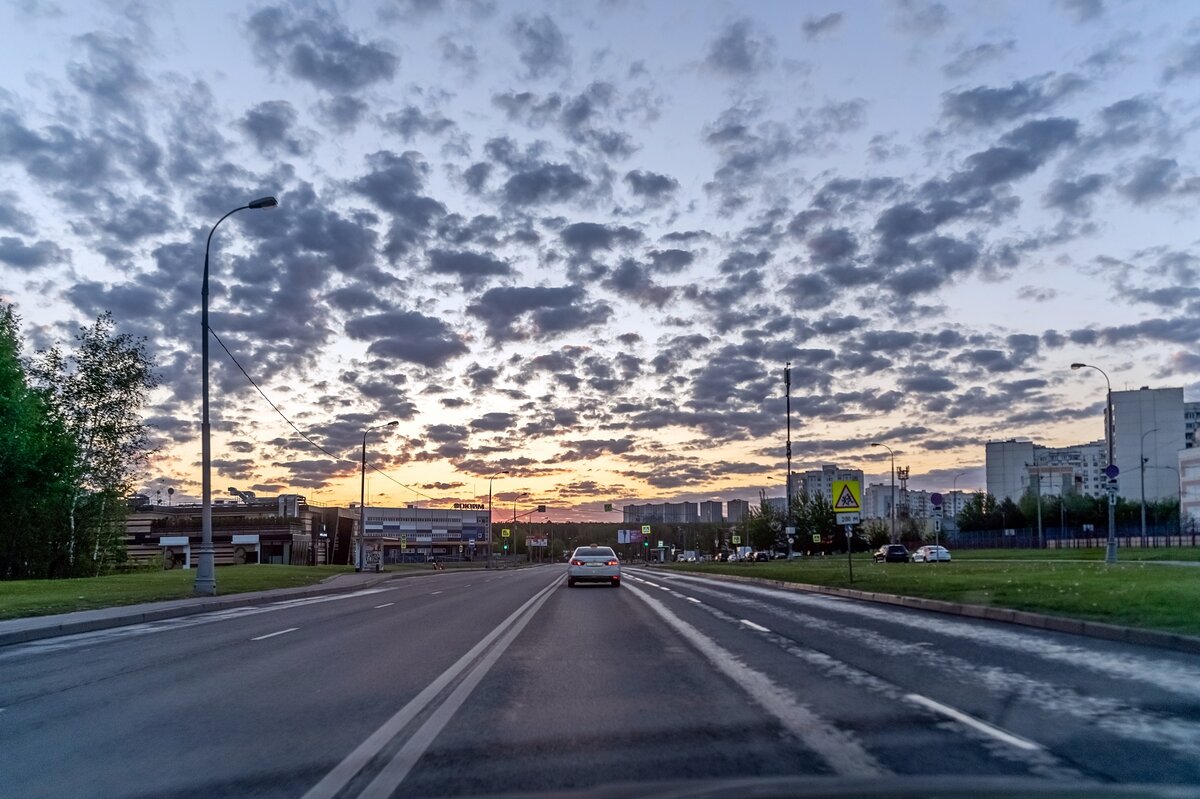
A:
207;326;435;502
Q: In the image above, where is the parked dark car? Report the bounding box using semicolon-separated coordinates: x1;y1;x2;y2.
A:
873;545;910;563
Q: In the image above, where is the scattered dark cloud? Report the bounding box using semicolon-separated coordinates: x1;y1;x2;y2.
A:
802;13;844;40
427;248;512;289
469;285;613;342
247;4;398;92
624;169;679;203
943;40;1016;78
893;0;950;34
942;74;1085;127
0;236;67;270
509;13;570;79
344;310;468;367
1059;0;1104;22
238;101;312;158
705;18;776;76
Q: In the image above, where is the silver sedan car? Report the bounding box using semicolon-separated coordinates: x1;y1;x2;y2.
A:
567;545;621;587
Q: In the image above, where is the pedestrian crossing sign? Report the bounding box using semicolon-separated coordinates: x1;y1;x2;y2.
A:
832;480;861;513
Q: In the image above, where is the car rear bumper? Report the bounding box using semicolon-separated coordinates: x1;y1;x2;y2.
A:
567;567;620;581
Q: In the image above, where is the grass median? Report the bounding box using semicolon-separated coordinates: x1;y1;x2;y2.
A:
669;553;1200;637
0;564;417;620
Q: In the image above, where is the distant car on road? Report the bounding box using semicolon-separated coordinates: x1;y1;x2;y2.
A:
873;545;911;563
567;545;621;587
913;545;952;563
753;551;771;562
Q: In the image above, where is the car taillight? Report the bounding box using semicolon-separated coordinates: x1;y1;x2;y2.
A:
605;560;619;566
570;559;584;566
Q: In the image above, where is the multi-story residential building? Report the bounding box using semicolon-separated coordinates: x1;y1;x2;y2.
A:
699;500;723;523
864;483;895;520
1109;387;1185;501
726;499;750;523
1180;448;1200;530
765;496;788;515
791;464;865;503
622;502;699;524
985;440;1038;501
1184;401;1200;449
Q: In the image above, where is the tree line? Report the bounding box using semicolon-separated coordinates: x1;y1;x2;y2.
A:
0;306;157;580
955;490;1180;532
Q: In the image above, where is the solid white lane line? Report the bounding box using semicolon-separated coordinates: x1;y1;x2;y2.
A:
739;619;770;633
300;575;563;799
251;628;297;641
625;583;887;777
358;574;557;798
374;603;394;609
906;694;1041;751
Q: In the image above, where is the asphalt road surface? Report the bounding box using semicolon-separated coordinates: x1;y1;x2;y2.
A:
1;565;1198;798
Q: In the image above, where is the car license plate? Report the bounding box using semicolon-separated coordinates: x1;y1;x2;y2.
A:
587;562;602;567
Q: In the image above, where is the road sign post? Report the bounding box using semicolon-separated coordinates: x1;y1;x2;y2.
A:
845;525;854;583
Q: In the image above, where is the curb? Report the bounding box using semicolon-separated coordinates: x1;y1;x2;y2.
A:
0;567;490;648
662;570;1200;655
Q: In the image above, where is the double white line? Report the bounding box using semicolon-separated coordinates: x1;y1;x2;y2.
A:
301;575;561;799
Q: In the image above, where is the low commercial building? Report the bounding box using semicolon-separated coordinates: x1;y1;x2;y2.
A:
362;505;491;564
124;494;355;568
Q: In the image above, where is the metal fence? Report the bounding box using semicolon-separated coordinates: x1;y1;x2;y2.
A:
947;525;1200;549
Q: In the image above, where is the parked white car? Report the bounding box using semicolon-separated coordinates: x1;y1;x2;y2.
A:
912;545;952;563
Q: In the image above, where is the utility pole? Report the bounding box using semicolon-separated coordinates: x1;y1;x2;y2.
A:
784;362;793;539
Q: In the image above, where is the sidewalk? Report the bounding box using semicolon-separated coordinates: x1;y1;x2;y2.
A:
0;569;435;648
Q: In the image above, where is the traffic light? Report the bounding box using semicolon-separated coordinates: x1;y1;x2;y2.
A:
643;540;649;547
503;543;508;551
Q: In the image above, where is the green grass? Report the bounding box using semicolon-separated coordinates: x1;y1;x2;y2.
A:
0;565;372;620
670;556;1200;636
950;547;1200;562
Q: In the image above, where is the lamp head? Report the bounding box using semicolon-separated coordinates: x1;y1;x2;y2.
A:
1070;362;1085;369
248;196;278;209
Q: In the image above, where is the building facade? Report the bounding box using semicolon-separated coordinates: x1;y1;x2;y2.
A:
622;502;700;524
363;505;490;563
1109;387;1185;501
792;464;866;503
1180;448;1200;530
726;499;750;523
699;500;723;523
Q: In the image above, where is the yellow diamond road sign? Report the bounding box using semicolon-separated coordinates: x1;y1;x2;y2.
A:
832;480;862;513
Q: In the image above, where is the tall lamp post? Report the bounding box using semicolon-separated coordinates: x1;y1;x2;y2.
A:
871;442;896;543
487;470;509;569
1071;362;1118;564
358;420;398;571
196;196;278;596
512;492;528;560
784;362;793;541
1140;428;1159;545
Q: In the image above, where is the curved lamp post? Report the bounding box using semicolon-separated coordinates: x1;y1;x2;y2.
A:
871;442;896;543
358;420;398;572
196;196;277;596
1071;362;1117;564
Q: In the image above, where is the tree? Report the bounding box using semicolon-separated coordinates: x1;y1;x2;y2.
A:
29;312;158;577
0;306;78;579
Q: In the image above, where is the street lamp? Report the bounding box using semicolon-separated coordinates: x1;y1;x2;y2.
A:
487;470;509;569
196;196;278;596
1025;462;1044;550
952;472;967;533
871;442;896;543
1140;428;1159;545
358;420;398;572
512;492;529;560
1071;362;1118;564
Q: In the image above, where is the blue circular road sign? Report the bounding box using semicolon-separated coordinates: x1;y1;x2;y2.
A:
1104;464;1120;479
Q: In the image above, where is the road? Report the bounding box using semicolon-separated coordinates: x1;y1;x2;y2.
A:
1;565;1198;798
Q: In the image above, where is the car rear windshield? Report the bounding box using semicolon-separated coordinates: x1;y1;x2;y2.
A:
888;546;908;552
575;547;615;557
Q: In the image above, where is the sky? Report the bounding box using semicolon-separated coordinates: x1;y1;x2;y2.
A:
1;0;1199;520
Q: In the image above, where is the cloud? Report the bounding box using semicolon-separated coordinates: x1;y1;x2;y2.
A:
560;221;642;259
802;13;844;40
509;13;570;79
705;18;776;76
247;4;398;92
382;106;456;141
344;310;469;367
427;248;512;290
941;74;1085;127
1058;0;1104;22
0;191;36;235
892;0;950;34
942;40;1016;78
0;236;67;270
1043;173;1107;215
1163;36;1200;83
624;169;679;203
503;162;591;206
469;285;613;342
314;95;369;133
1118;157;1197;204
602;259;674;308
238;101;312;158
